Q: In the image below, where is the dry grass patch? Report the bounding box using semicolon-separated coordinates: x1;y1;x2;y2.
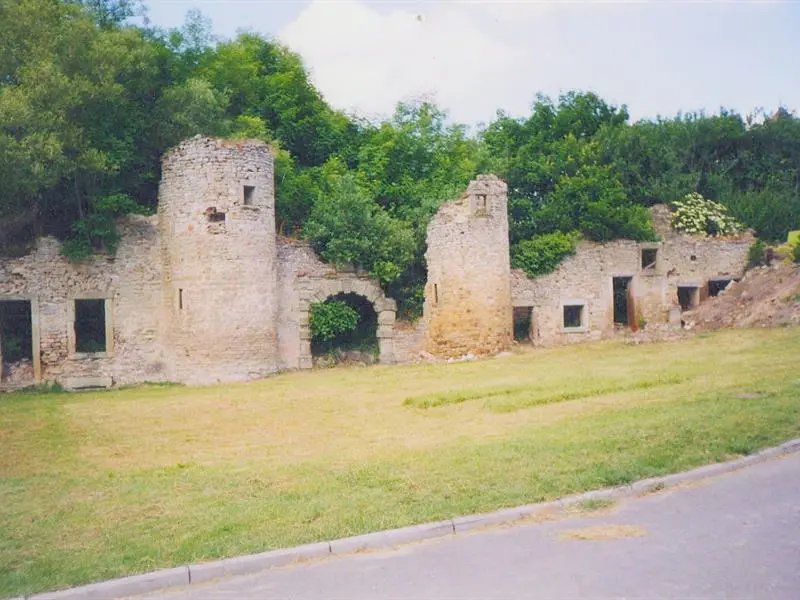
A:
558;524;648;541
2;328;800;597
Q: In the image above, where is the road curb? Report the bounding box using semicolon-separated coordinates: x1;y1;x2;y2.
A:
25;438;800;600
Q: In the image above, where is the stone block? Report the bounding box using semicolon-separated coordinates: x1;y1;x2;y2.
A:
62;376;113;391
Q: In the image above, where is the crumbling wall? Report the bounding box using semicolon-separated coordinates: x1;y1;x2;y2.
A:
158;136;279;384
0;215;165;389
511;206;752;346
392;320;427;363
423;175;512;357
277;237;397;369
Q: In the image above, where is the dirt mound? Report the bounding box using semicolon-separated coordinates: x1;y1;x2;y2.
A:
684;263;800;330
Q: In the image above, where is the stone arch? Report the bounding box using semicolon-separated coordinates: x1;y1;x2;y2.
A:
297;276;396;369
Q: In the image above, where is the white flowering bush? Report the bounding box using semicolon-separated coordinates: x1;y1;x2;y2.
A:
671;192;744;237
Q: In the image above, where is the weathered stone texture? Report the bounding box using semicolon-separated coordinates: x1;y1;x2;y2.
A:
277;238;397;369
0;216;165;387
158;136;279;384
0;143;758;390
510;211;752;346
423;175;512;357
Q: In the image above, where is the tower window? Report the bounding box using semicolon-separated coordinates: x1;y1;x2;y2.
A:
243;185;255;206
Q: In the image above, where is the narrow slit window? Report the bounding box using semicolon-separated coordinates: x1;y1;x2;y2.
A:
243;185;255;206
178;288;183;310
75;299;106;353
434;283;439;304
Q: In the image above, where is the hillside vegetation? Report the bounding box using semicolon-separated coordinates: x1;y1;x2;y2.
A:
2;0;800;316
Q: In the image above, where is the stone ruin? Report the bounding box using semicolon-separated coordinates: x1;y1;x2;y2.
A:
0;136;753;390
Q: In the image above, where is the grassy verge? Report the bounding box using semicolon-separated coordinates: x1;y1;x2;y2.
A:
2;328;800;597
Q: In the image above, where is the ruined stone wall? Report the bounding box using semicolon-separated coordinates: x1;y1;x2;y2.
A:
392;320;427;364
277;237;397;369
511;208;752;346
158;136;278;384
0;216;165;389
423;175;512;357
277;237;338;370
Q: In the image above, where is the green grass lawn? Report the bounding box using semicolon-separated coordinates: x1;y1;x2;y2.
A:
2;328;800;597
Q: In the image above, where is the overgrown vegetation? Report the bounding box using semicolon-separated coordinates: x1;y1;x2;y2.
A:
671;192;744;237
309;293;378;357
309;299;358;342
748;240;767;269
1;328;799;597
3;0;800;314
511;231;581;277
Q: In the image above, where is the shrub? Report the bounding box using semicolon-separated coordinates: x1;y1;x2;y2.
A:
788;230;800;248
309;300;359;342
793;243;800;264
511;231;581;278
671;192;744;237
747;240;766;269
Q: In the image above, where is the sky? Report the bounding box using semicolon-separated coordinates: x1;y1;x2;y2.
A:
142;0;800;126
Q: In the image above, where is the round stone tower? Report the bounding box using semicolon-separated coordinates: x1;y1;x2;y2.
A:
423;175;513;357
158;136;278;384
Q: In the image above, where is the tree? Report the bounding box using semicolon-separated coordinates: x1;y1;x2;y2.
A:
302;174;416;285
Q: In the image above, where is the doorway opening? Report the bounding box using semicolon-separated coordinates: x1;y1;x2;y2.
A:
310;293;378;365
677;286;700;311
0;300;33;383
613;277;634;327
513;306;533;342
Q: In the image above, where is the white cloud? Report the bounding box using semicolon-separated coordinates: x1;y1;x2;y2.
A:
279;1;527;124
279;1;798;125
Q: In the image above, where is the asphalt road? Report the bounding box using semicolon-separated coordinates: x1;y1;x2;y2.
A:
142;453;800;599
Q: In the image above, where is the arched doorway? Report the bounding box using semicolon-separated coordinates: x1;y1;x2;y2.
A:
296;276;397;369
310;293;378;365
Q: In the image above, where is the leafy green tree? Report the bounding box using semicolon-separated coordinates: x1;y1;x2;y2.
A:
302;174;416;284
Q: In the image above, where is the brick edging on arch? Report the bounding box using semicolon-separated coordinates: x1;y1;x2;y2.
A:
296;276;397;369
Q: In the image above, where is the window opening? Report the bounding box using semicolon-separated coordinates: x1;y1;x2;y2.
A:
641;248;658;270
708;279;733;297
243;185;255;206
75;299;106;353
0;300;33;379
563;305;584;329
178;288;184;310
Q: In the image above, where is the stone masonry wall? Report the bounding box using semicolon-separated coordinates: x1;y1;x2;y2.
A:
158;136;279;384
277;238;397;369
423;175;512;357
511;206;752;346
0;216;165;389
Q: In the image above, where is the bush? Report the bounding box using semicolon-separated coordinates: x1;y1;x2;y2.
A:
748;240;766;269
793;243;800;264
309;300;359;342
511;231;581;278
671;192;744;237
